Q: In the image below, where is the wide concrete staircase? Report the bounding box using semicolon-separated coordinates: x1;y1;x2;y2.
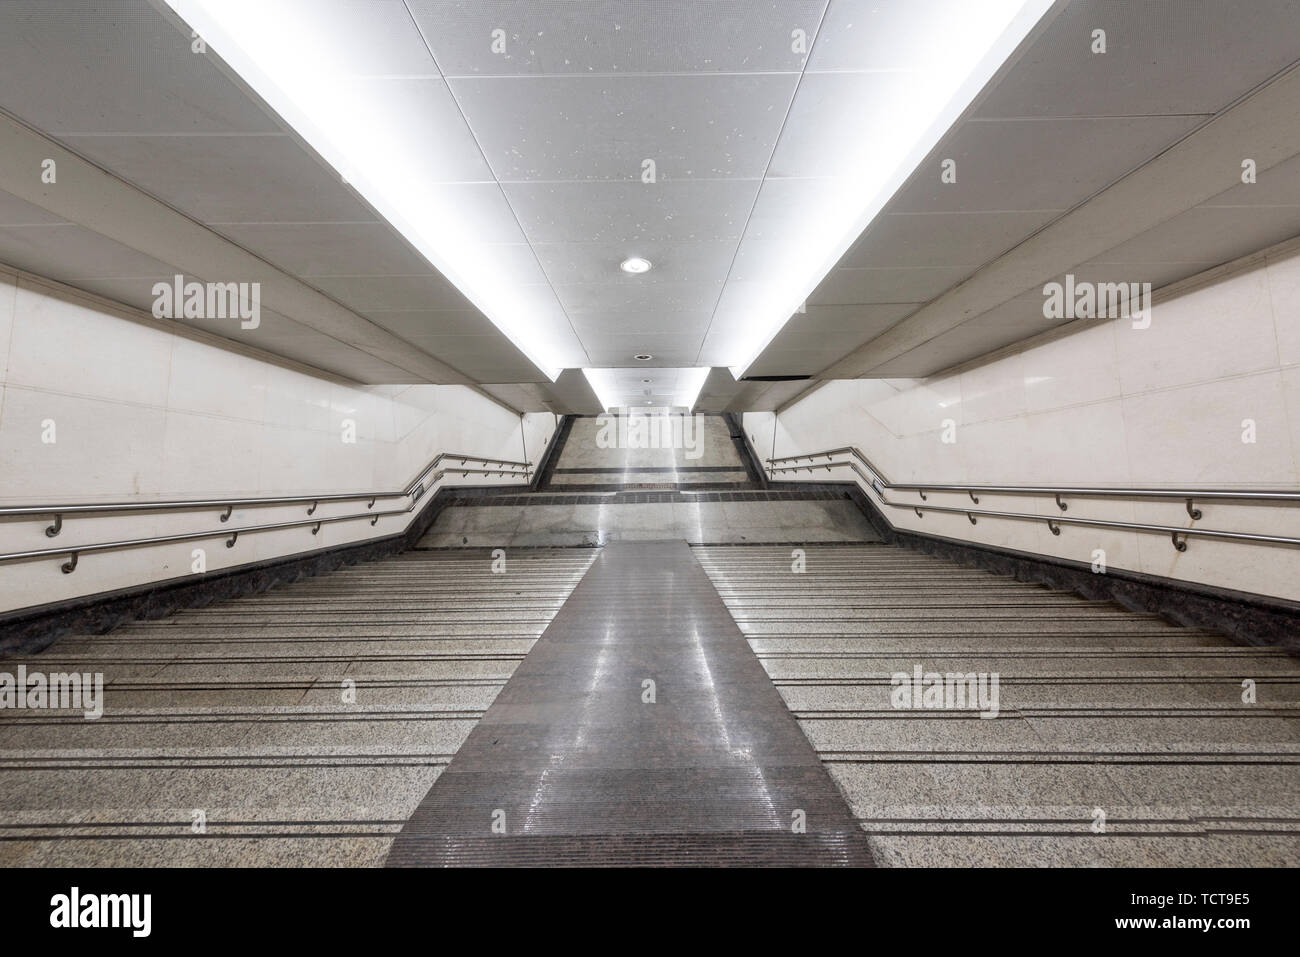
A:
695;543;1300;866
0;548;594;866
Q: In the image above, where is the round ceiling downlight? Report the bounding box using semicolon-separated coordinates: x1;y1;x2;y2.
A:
634;354;653;361
620;257;652;274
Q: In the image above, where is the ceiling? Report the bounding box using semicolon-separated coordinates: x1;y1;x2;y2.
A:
769;0;1300;386
1;1;1299;414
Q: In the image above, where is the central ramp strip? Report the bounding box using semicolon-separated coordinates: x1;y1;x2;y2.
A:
385;541;873;866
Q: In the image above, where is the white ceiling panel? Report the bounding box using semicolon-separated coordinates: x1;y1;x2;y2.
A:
531;239;737;287
566;310;712;338
216;222;434;277
843;210;1061;269
365;309;501;337
0;192;68;226
409;0;828;76
894;116;1207;215
269;0;441;76
1204;152;1300;207
767;71;922;179
581;333;702;367
0;1;280;135
503;180;760;244
449;74;797;182
60;133;378;225
333;76;495;182
551;280;723;316
0;223;177;282
975;0;1300;119
306;275;476;313
1088;206;1300;269
807;0;1022;73
811;266;972;306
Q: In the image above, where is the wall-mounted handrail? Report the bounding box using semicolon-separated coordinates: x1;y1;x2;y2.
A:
0;451;531;521
766;447;1300;503
0;451;532;572
764;448;1300;550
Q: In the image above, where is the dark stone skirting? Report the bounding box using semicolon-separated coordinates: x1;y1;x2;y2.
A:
723;411;768;488
531;414;573;491
0;486;457;656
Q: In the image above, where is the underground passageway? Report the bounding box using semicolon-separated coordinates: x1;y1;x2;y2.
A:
1;413;1295;868
0;1;1297;905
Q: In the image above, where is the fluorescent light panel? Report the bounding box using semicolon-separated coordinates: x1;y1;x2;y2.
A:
725;0;1055;376
582;367;711;412
162;0;567;379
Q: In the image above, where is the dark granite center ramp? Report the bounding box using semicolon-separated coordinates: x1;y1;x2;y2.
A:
385;541;873;866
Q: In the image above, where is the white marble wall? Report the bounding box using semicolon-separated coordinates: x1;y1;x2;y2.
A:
749;241;1300;602
0;268;545;613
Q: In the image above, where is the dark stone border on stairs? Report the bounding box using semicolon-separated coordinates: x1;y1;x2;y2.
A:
723;411;768;488
531;414;574;491
802;481;1300;655
0;485;459;656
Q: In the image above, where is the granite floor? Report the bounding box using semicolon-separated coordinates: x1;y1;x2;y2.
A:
694;543;1300;867
0;548;596;866
385;541;873;866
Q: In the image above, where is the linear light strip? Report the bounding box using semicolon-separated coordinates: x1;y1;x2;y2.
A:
162;0;565;380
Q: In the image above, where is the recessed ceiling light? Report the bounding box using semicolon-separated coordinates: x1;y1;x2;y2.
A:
634;354;653;361
620;257;652;274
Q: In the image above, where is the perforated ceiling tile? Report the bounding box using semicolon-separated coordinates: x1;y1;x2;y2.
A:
870;295;1068;377
843;210;1062;270
449;73;797;182
0;190;68;226
330;76;496;183
551;279;724;316
1201;151;1300;207
767;71;921;179
362;309;502;338
810;265;971;306
60;133;379;225
408;0;828;76
531;239;738;287
566;309;713;338
268;0;441;77
503;180;760;245
975;0;1300;119
309;274;479;313
216;222;434;278
0;1;280;135
893;115;1207;215
807;0;1014;73
0;224;176;283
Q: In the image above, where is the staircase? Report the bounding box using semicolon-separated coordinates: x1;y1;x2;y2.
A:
0;548;594;866
695;543;1300;866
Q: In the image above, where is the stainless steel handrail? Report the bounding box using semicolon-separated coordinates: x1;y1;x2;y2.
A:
767;447;1300;502
0;451;531;520
0;452;532;571
764;449;1300;550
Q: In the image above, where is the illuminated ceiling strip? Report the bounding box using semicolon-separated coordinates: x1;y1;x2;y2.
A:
728;0;1056;378
162;0;564;380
